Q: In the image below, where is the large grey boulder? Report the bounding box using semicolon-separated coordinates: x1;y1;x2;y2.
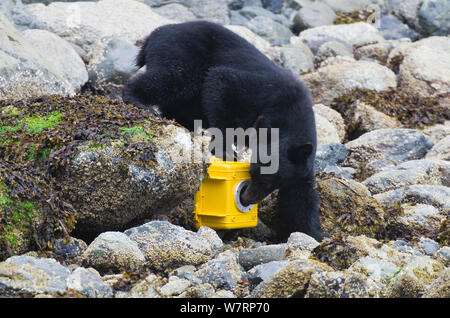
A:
25;0;172;53
0;13;73;100
293;22;385;53
301;58;397;106
0;256;70;297
292;2;336;33
22;29;88;93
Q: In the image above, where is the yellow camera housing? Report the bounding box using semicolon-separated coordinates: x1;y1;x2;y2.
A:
193;157;258;230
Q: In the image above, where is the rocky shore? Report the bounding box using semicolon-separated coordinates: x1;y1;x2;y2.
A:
0;0;449;298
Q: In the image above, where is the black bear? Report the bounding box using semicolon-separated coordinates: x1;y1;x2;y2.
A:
123;21;325;241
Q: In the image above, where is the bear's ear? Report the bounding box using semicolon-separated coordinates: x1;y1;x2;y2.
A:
288;143;313;164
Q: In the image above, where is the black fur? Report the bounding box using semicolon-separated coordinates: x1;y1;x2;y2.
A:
123;21;325;241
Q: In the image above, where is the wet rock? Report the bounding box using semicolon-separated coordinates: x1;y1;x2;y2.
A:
238;244;286;269
417;237;440;256
317;178;387;238
362;160;450;194
293;22;385;54
54;237;87;259
304;271;345;298
66;267;113;298
383;255;445;297
301;59;397;106
0;256;70;297
0;13;73;100
349;256;399;285
418;0;450;36
79;232;145;274
87;37;139;98
125;221;218;271
250;259;332;297
435;247;450;266
344;129;434;173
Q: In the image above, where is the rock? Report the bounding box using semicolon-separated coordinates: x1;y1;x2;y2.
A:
124;221;218;271
317;178;387;238
292;2;336;33
389;203;445;239
418;0;450;36
185;0;230;25
228;0;263;11
245;16;293;45
22;29;88;93
159;276;191;297
435;247;450;266
304;271;345;298
66;267;113;298
396;37;450;106
179;283;215;298
54;237;87;259
197;226;224;256
314;40;353;68
425;136;450;161
342;100;402;139
195;250;245;294
287;232;320;251
152;3;197;22
127;273;161;298
344;128;434;172
313;104;346;141
0;256;70;297
422;121;450;144
247;260;290;289
261;0;283;14
359;159;397;180
60;122;204;239
238;244;286;269
25;0;172;53
374;185;450;212
87;37;139;97
293;22;385;54
321;0;371;13
301;59;397;106
417;237;440;256
340;270;380;298
0;13;73;100
349;256;399;284
225;25;278;60
362;159;450;194
354;39;410;65
422;268;450;298
79;232;145;274
238;5;290;26
250;259;332;297
278;43;314;75
383;0;422;30
315;114;341;145
383;255;445;297
314;143;348;173
377;14;418;40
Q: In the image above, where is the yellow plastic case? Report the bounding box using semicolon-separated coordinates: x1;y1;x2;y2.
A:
193;157;258;230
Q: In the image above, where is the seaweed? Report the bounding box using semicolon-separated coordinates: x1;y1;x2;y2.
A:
333;9;375;25
330;88;449;141
0;93;164;260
